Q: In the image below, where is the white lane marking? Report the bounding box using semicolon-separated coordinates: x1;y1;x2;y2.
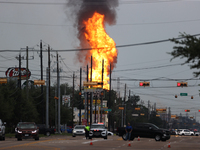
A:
82;139;112;144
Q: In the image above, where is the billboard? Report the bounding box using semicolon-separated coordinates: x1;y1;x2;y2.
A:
5;67;31;79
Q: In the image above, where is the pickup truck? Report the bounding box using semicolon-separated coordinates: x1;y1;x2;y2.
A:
36;124;56;136
0;119;6;140
116;123;170;141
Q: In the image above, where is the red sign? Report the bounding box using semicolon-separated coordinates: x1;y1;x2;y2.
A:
5;67;31;79
82;119;87;125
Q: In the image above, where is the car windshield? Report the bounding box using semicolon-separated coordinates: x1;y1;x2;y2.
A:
74;126;85;129
19;123;36;129
150;124;159;129
91;125;105;129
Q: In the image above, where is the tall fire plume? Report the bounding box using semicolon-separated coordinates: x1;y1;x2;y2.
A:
67;0;119;90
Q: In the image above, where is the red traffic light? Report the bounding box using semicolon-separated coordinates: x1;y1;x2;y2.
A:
139;82;143;86
185;109;190;112
139;82;150;87
177;82;187;87
198;110;200;112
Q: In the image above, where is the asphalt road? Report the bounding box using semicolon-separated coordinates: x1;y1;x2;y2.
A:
0;135;200;150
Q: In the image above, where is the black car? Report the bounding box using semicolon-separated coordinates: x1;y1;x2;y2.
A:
37;124;56;136
117;123;170;142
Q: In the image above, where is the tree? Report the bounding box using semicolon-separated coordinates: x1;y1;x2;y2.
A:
168;33;200;77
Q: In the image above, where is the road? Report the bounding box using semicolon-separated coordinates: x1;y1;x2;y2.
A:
0;135;200;150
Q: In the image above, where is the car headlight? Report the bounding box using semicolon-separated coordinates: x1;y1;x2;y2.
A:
18;130;22;133
162;130;166;133
32;130;37;133
73;130;76;133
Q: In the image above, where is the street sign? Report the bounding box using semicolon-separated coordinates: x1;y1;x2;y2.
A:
83;81;103;86
104;109;112;111
84;87;97;92
132;114;139;116
118;107;124;110
171;115;176;118
180;93;188;96
100;107;108;110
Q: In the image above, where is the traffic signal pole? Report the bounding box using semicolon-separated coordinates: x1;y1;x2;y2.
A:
90;56;93;127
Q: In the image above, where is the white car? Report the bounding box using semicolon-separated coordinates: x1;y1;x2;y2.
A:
89;123;107;139
107;131;113;136
0;119;6;140
194;131;199;136
72;125;85;137
178;129;194;136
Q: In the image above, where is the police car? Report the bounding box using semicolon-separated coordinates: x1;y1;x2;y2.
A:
89;123;107;139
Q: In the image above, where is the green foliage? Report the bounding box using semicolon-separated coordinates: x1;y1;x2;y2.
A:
168;32;200;77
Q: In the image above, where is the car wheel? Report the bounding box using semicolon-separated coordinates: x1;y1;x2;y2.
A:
35;137;39;140
122;133;126;141
191;134;194;136
72;134;76;137
104;136;107;139
2;135;5;141
17;138;22;141
155;134;161;141
46;132;50;136
182;133;184;136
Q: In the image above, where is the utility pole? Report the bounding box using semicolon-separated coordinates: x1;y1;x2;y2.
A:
148;100;150;120
46;45;51;129
87;65;89;125
26;46;29;100
18;54;21;89
108;63;111;131
40;40;44;123
124;84;126;126
100;59;104;122
72;72;75;127
48;45;51;108
79;68;82;125
57;52;61;133
46;67;49;128
90;56;93;127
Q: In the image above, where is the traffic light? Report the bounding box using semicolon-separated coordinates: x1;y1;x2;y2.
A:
156;109;166;112
185;109;190;112
135;108;141;111
198;110;200;112
177;82;187;87
139;82;150;87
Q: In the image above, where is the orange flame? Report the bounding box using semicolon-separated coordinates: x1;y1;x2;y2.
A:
83;12;118;90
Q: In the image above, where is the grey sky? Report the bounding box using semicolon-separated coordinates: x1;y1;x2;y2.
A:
0;0;200;121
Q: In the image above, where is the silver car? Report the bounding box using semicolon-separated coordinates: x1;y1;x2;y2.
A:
72;125;85;137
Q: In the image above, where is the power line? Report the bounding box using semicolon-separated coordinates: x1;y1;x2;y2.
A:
1;33;200;52
113;63;182;72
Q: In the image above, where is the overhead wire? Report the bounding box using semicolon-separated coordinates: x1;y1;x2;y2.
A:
0;33;200;52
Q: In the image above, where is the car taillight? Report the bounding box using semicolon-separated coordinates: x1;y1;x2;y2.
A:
54;129;56;132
